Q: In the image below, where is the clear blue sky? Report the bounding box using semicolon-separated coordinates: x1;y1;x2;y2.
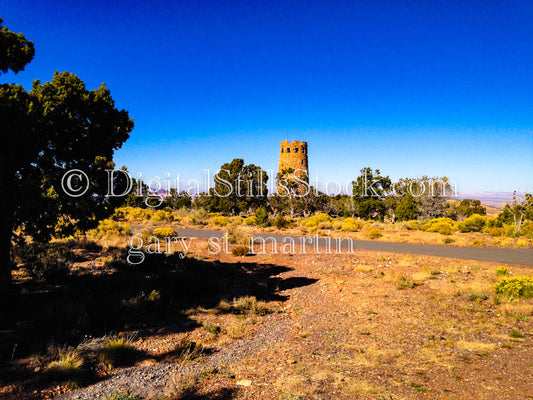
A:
2;0;532;194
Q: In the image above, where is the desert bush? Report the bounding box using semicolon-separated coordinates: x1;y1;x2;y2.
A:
128;207;154;221
224;224;252;245
231;246;249;257
272;215;290;229
487;226;505;237
317;221;332;229
243;216;256;226
45;348;83;377
495;276;533;299
510;329;523;338
88;219;131;238
232;296;268;315
458;214;486;233
467;292;489;302
423;218;457;235
520;221;533;238
152;227;178;238
189;209;210;225
396;276;416;290
230;216;244;225
443;237;455;244
151;209;173;222
301;213;333;229
254;207;269;227
99;337;137;369
403;220;423;231
341;217;362;232
211;215;230;226
367;228;382;240
495;266;509;276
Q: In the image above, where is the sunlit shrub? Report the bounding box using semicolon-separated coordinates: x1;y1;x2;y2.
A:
422;218;458;235
88;219;131;238
211;215;230;226
243;216;256;226
458;214;486;232
367;228;382;239
152;227;178;238
495;276;533;299
495;266;509;276
341;217;363;232
151;209;173;222
301;213;332;229
272;215;290;229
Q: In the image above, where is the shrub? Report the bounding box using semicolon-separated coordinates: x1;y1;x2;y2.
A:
232;296;268;315
88;219;131;238
467;292;489;302
243;216;256;226
396;276;416;290
495;276;533;299
341;217;362;232
231;246;249;257
151;210;173;222
510;329;523;338
423;218;457;234
519;221;533;238
224;224;251;245
443;237;455;244
189;209;209;225
254;207;269;227
211;215;230;226
128;207;154;221
301;213;333;229
272;215;290;229
403;220;423;231
318;221;332;229
152;227;178;238
99;337;137;369
45;348;83;377
367;228;382;240
458;214;486;233
495;266;509;276
487;227;505;237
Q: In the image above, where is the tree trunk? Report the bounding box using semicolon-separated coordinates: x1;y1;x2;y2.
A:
0;210;13;292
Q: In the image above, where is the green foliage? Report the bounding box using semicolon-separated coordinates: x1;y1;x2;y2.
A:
151;209;173;222
211;215;230;226
0;18;35;74
443;237;455;244
231;246;249;257
206;159;269;214
495;266;509;276
272;215;290;229
254;206;269;227
243;216;256;226
467;292;489;302
422;218;458;235
367;228;382;239
395;195;419;221
152;227;178;238
403;220;423;230
88;219;131;238
495;276;533;299
189;209;209;225
301;213;332;229
458;214;486;232
99;337;137;369
509;328;523;338
232;296;268;315
396;276;416;290
455;199;486;217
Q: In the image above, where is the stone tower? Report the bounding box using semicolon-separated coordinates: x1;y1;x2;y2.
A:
277;140;309;193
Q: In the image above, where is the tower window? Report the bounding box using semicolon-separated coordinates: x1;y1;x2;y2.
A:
286;148;290;153
301;160;304;165
302;148;305;153
294;148;299;153
281;148;284;153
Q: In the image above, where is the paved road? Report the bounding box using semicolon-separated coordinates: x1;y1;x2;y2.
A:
172;228;533;266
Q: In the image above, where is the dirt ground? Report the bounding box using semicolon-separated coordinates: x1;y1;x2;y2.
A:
2;236;532;399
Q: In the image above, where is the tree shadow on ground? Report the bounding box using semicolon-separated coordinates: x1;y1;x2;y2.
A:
0;243;318;398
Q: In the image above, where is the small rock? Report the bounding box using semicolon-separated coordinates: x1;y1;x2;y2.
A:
236;379;252;387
